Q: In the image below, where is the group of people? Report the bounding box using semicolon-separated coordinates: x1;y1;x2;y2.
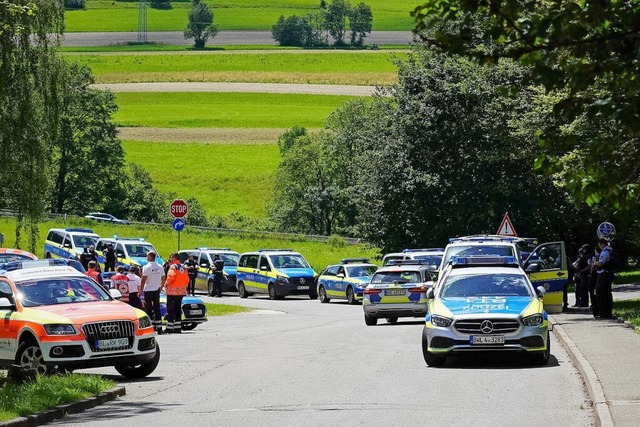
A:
570;238;616;319
184;254;225;297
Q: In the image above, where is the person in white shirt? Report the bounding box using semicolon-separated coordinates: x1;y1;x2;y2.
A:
126;266;143;309
141;252;166;333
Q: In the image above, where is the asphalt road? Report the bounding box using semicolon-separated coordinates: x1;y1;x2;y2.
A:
62;30;414;47
54;295;592;427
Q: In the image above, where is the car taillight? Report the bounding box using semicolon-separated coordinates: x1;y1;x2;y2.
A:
409;286;426;293
364;288;382;295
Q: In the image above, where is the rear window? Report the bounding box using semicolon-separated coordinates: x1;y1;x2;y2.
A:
371;270;421;284
16;276;111;307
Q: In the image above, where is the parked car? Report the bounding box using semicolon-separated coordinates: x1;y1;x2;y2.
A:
178;248;240;295
316;258;378;304
95;237;163;270
0;248;38;263
85;212;129;225
44;228;99;260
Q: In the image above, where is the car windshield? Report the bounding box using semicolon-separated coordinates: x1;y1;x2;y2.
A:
346;265;377;277
441;273;532;298
218;254;239;266
125;244;155;258
72;235;98;248
0;253;34;263
443;245;515;266
412;255;443;266
16;276;111;307
269;254;310;269
371;271;421;284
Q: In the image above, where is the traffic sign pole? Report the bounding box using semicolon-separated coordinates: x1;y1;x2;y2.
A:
170;201;188;252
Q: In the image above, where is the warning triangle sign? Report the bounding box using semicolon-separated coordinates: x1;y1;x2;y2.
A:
496;212;517;237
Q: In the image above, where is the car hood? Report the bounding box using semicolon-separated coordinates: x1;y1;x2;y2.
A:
439;296;534;316
26;301;141;324
353;276;372;284
278;268;315;278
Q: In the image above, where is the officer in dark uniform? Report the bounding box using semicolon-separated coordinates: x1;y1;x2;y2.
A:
211;254;225;298
184;255;198;296
103;243;116;272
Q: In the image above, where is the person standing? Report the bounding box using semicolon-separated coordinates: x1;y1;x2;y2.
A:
184;255;198;296
573;244;592;307
85;261;105;290
211;254;225;298
141;252;166;334
80;246;90;271
103;243;116;272
87;245;99;268
164;253;189;333
595;239;615;319
589;245;601;314
126;266;143;309
111;266;130;303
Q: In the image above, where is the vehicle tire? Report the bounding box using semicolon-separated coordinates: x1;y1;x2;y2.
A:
181;322;198;331
44;252;52;259
237;281;249;299
318;285;330;303
364;313;378;326
346;286;357;305
15;341;49;376
531;333;551;366
309;292;318;300
422;328;445;367
268;283;278;300
207;280;214;297
115;344;161;379
386;317;398;324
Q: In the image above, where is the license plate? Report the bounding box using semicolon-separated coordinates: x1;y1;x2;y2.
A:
470;335;505;345
386;289;405;296
96;338;129;350
190;303;199;308
189;309;203;316
297;286;309;290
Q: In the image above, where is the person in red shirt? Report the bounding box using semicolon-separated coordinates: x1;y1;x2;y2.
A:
163;253;189;333
111;266;130;303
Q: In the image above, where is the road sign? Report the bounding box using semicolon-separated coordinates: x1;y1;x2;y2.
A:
597;222;616;241
172;218;185;232
496;212;517;237
170;199;188;218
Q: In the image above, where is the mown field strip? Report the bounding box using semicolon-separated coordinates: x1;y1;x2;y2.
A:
65;0;418;32
118;127;284;144
113;92;360;128
98;82;378;96
122;140;279;218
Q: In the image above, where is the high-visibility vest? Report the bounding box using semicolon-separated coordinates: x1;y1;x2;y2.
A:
165;263;189;296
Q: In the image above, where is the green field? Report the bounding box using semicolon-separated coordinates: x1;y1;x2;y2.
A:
0;218;379;271
122;140;279;217
66;51;402;85
113;92;358;128
59;44;410;53
65;0;417;32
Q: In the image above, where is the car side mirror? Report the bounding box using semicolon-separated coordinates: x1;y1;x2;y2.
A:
336;273;345;279
426;288;435;299
526;263;541;273
63;243;72;249
109;289;122;300
200;263;209;268
117;252;125;258
260;266;269;271
536;286;546;297
0;297;16;310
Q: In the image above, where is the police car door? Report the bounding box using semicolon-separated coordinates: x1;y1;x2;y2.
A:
523;241;568;314
197;253;210;290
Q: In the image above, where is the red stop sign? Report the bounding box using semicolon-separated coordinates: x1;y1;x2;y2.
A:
170;199;188;218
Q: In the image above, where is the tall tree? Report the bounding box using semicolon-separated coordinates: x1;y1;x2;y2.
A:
0;0;65;251
325;0;351;45
348;2;373;46
184;0;219;49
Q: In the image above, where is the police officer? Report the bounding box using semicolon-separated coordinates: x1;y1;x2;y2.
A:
80;247;90;270
103;243;116;272
211;254;225;298
573;244;592;307
87;245;99;269
595;239;614;319
184;255;198;296
164;253;189;333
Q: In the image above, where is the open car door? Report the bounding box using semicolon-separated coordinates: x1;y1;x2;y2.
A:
523;241;568;314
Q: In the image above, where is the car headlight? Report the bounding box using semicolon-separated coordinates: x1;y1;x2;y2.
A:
430;315;453;327
138;315;152;329
522;314;543;326
43;324;77;335
276;275;289;284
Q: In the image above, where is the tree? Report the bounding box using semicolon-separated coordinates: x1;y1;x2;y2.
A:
0;0;65;251
324;0;351;45
184;0;218;49
51;63;126;216
348;2;372;46
412;1;640;210
271;15;312;47
121;164;169;223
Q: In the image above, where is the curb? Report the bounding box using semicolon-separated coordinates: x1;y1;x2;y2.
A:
0;386;126;427
549;316;614;427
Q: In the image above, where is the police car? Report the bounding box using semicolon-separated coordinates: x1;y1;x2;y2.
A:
422;255;550;367
178;248;240;295
0;261;159;377
44;228;100;260
94;236;164;270
236;249;317;300
381;248;444;267
316;258;378;304
362;260;435;325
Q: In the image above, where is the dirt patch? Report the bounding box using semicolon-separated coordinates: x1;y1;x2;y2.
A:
118;127;285;144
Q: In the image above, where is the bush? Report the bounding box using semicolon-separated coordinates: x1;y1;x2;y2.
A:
64;0;85;9
271;15;313;47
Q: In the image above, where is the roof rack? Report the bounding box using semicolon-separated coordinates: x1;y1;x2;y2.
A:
258;249;293;252
65;228;94;233
340;258;370;264
403;248;444;253
450;255;519;267
196;247;231;251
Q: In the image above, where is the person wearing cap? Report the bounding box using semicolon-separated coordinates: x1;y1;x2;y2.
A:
184;254;198;296
126;265;143;309
164;253;189;333
103;243;117;272
594;238;614;319
111;265;129;303
141;251;166;333
211;254;225;298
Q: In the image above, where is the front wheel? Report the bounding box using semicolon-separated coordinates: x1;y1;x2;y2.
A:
268;283;278;300
422;328;445;367
319;285;330;303
364;313;378;326
207;280;214;297
346;286;357;305
15;341;49;376
309;292;318;300
181;322;198;331
115;344;161;379
237;281;249;298
531;333;551;366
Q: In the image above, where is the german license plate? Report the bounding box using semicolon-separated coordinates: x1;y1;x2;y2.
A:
470;335;505;345
297;286;309;290
386;289;405;296
96;338;129;350
189;309;203;316
190;303;199;308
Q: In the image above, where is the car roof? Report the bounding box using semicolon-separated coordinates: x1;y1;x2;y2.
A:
446;240;516;248
375;264;429;272
446;266;526;277
241;251;302;256
3;265;85;281
99;237;151;244
330;263;377;268
49;228;99;236
188;248;239;255
0;248;38;259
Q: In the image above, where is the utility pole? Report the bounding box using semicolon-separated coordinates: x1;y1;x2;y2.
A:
137;0;148;43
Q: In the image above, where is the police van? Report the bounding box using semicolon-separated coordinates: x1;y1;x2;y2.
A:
178;247;240;295
95;237;164;271
44;228;100;260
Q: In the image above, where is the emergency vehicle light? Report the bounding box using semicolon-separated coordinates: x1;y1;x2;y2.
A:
450;256;519;266
402;248;444;253
112;235;145;241
196;247;231;251
258;249;293;252
340;258;370;264
388;259;431;266
449;236;517;243
65;228;94;233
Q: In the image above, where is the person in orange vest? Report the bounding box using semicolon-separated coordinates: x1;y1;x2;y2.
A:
163;253;189;333
86;261;106;290
111;266;130;303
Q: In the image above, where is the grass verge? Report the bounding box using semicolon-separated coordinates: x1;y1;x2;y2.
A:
59;44;409;53
613;299;640;328
113;92;359;128
204;303;254;316
0;373;116;422
614;269;640;284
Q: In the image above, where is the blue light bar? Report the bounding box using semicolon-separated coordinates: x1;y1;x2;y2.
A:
341;258;370;264
112;236;145;241
65;228;94;233
450;256;519;266
403;248;444;253
449;236;518;243
196;247;231;251
258;249;293;252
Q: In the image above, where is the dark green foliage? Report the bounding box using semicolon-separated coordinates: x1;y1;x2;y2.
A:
121;164;170;223
325;0;350;45
277;125;307;156
151;0;171;9
271;15;313;47
348;2;373;46
184;0;218;48
184;196;208;227
64;0;85;9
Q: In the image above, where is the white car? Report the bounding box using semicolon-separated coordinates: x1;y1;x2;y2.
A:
85;212;129;225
